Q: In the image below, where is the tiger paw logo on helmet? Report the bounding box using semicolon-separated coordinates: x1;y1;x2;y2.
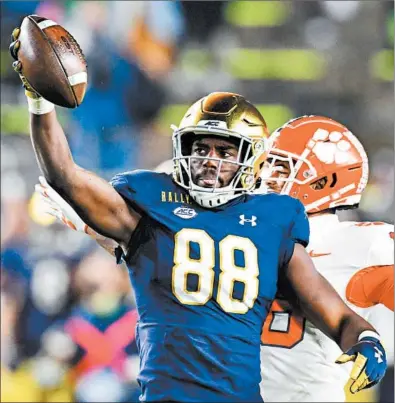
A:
311;129;352;165
266;115;369;213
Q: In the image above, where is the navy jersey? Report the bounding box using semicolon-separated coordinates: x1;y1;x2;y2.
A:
111;170;309;402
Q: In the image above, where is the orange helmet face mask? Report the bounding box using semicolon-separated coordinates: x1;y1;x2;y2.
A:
262;115;369;213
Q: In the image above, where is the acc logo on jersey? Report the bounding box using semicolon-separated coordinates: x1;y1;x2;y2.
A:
173;206;198;219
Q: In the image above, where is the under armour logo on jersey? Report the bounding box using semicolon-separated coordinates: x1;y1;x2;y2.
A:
375;347;384;363
239;215;257;226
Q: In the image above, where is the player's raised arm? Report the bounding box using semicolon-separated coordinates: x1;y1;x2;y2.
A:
9;25;139;245
29;110;139;244
285;243;387;393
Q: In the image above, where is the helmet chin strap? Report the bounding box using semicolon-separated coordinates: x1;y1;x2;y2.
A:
188;164;248;208
189;187;240;208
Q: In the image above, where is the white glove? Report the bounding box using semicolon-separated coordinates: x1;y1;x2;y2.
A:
35;176;88;233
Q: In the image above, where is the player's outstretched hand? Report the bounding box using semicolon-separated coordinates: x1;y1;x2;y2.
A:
9;27;41;99
36;176;89;233
336;334;387;394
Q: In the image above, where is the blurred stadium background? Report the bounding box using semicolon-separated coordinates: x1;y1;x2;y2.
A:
1;1;393;402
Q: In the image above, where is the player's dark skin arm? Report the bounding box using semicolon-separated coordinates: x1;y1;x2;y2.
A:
30;111;140;245
286;244;376;351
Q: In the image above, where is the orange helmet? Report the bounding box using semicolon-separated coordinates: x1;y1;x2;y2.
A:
262;115;369;213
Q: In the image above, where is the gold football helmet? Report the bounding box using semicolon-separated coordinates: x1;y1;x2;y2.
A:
172;92;270;208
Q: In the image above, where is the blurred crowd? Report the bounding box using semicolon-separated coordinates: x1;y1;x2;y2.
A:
1;1;393;402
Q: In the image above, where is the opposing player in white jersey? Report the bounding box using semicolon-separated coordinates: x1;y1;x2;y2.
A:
259;115;394;402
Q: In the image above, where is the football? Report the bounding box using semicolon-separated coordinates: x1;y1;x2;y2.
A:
17;15;87;108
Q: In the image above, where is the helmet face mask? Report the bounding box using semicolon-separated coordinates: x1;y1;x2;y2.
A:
261;151;318;195
171;92;270;208
260;115;369;213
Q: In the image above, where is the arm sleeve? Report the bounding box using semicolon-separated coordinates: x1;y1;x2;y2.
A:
346;265;394;311
346;226;394;311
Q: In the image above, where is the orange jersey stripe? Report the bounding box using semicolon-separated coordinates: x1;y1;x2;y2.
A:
346;265;394;311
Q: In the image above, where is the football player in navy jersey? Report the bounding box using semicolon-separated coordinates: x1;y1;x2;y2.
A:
12;30;386;401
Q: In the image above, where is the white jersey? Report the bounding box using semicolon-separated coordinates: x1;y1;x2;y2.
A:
260;214;394;402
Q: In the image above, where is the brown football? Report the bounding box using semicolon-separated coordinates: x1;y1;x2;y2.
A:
17;15;87;108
